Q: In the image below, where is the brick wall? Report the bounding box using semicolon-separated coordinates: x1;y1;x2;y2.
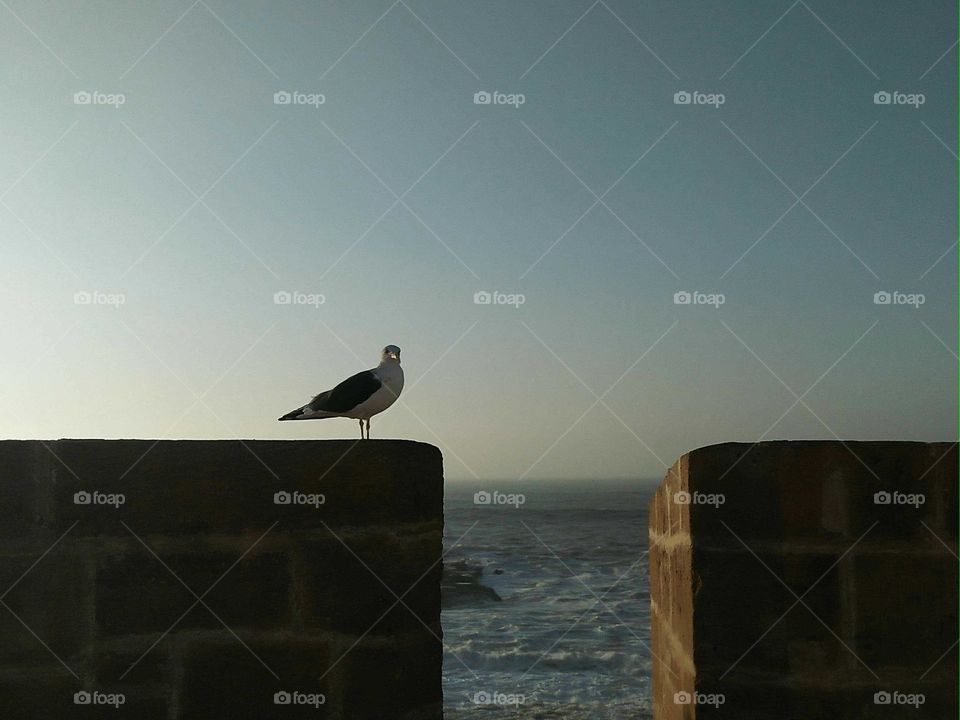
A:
0;439;443;719
649;441;957;719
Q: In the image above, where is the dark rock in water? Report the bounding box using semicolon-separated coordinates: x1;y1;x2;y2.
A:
493;568;504;575
442;559;501;606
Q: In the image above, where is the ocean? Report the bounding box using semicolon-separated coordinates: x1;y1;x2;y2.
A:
442;480;657;719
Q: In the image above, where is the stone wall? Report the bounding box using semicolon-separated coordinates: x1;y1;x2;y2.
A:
649;441;957;719
0;439;443;719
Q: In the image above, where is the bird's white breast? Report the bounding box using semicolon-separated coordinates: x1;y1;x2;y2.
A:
349;363;403;419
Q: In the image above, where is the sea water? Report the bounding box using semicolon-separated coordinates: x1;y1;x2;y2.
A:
442;480;657;719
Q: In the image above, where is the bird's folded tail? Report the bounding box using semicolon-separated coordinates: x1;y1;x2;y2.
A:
278;407;308;421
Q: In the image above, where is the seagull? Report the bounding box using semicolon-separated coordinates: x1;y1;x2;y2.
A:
278;345;404;439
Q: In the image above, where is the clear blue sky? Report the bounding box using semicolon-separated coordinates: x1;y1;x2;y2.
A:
0;1;955;479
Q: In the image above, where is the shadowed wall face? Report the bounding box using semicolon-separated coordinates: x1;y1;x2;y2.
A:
649;441;957;720
0;439;443;720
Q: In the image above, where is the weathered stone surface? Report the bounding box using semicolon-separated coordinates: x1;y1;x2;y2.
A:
335;631;443;719
851;553;957;667
95;549;291;636
94;640;172;685
650;441;957;720
0;439;444;720
0;549;91;667
0;671;167;720
297;527;441;635
179;636;333;719
676;441;955;544
690;548;848;677
77;690;168;720
0;672;83;720
9;439;441;534
0;442;50;541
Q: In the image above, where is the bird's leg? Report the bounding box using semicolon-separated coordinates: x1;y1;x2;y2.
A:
365;418;371;439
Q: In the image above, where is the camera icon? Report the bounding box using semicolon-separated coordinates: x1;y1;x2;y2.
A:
473;691;491;704
74;490;92;505
474;491;491;505
474;91;491;105
873;491;891;505
874;691;891;704
74;291;92;305
674;691;692;704
673;491;691;505
673;291;691;305
873;290;891;305
73;691;92;705
474;291;492;305
274;691;292;705
274;491;292;505
273;291;292;305
274;91;292;105
73;91;91;105
873;91;891;105
673;91;691;105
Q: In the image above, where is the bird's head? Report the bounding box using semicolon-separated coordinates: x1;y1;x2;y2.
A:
381;345;401;363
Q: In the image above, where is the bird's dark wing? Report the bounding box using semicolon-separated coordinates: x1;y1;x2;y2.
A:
309;370;381;413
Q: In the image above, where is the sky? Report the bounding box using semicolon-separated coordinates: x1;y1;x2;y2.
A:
0;1;956;480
